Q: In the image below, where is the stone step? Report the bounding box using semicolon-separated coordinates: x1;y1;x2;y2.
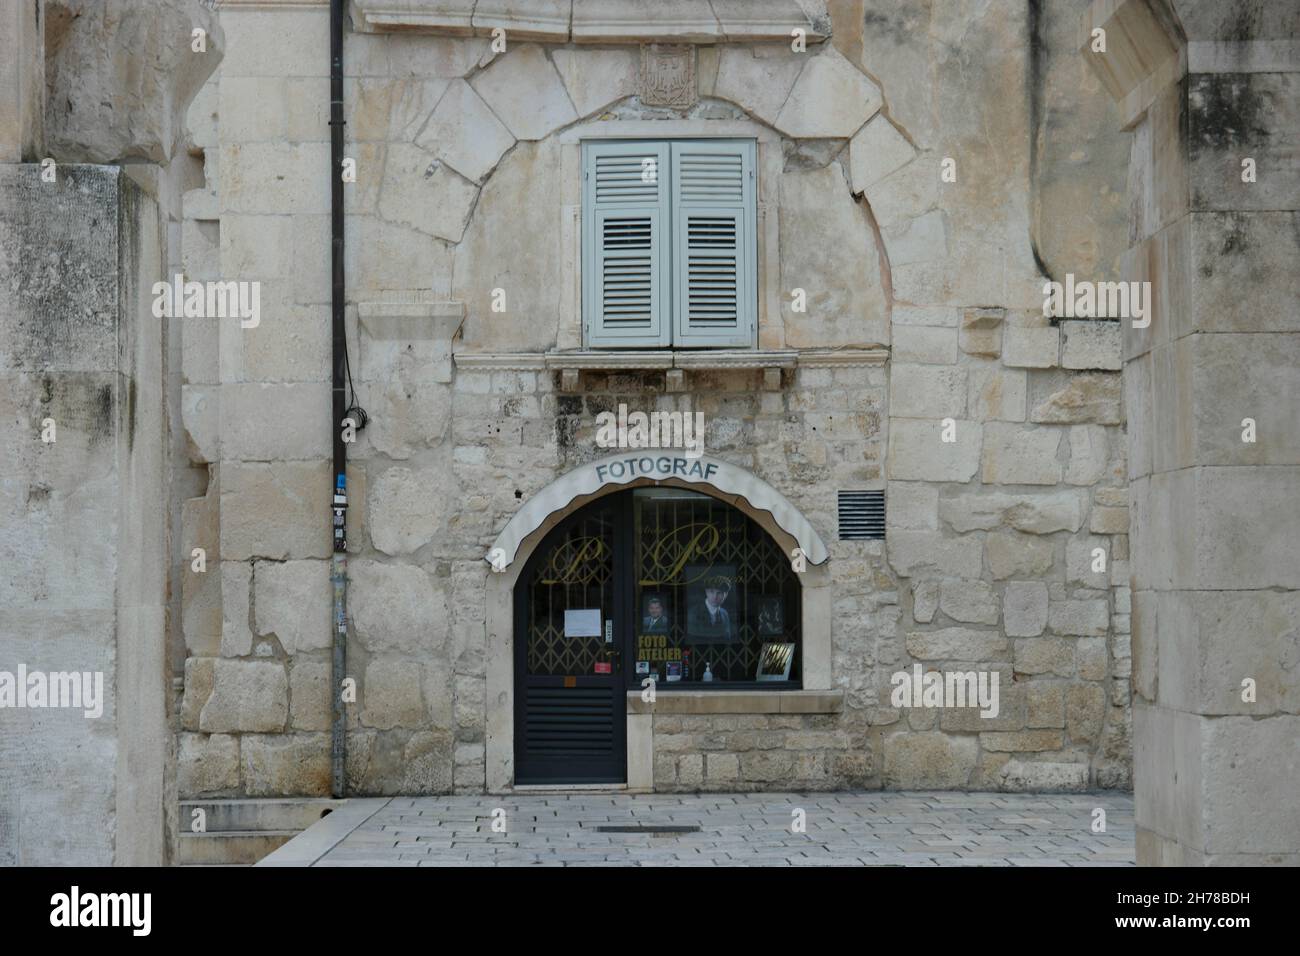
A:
178;830;298;866
180;798;345;833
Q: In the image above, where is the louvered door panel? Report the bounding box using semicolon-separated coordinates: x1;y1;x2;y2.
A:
523;686;616;755
583;142;671;347
671;141;756;347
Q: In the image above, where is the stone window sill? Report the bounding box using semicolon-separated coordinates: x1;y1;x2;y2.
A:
453;349;888;382
625;689;843;715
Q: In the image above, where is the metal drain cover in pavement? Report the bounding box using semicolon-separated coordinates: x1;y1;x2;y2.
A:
594;825;702;834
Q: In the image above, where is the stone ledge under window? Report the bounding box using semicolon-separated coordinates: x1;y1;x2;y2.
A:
453;348;888;373
625;689;843;715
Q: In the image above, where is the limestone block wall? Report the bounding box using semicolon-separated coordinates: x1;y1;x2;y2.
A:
599;333;1132;794
176;0;1133;797
548;363;893;792
653;714;870;791
884;310;1130;791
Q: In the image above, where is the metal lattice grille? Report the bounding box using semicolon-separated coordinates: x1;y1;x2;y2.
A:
838;489;886;540
634;488;799;683
527;512;614;676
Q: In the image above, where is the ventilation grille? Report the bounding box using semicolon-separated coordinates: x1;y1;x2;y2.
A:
678;152;744;202
838;490;885;540
594;154;659;203
523;686;615;756
685;215;738;327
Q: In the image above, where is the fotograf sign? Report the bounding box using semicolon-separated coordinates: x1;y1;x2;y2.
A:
485;453;829;571
594;456;719;484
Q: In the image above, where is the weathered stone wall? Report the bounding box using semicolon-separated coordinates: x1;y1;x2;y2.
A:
0;0;222;864
654;713;871;791
176;0;1134;797
44;0;224;164
511;362;891;793
0;166;169;864
1030;0;1131;282
622;323;1133;795
885;310;1130;790
0;0;44;162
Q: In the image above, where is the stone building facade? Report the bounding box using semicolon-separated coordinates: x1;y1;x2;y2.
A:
169;0;1138;801
3;0;1292;872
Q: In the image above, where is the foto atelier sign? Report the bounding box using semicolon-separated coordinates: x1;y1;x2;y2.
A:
639;44;697;109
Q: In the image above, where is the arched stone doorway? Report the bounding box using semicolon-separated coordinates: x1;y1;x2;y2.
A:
484;453;831;790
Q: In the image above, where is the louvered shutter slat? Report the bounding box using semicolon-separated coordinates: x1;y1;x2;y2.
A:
671;141;756;347
584;142;670;347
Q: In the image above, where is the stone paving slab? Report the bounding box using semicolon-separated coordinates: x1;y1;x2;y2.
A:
296;791;1135;867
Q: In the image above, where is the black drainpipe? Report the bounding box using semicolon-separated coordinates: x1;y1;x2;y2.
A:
329;0;348;799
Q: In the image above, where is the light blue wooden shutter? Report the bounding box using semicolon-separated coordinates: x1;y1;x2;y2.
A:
583;141;671;347
670;140;756;347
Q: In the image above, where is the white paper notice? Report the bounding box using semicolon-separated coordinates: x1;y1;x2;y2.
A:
564;608;602;638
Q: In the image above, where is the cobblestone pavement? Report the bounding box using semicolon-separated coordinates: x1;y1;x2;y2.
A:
310;791;1136;866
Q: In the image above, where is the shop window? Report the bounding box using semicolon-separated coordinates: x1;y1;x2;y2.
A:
582;139;757;349
629;487;799;687
519;487;801;697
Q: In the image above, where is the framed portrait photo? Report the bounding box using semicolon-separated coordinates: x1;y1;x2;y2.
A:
639;592;672;635
755;642;795;682
756;596;784;636
684;564;738;643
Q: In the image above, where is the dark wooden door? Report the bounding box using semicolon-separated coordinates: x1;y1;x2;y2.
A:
514;495;628;784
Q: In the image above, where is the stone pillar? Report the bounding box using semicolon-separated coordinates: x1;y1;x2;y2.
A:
1081;0;1300;865
0;166;169;864
0;0;44;161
